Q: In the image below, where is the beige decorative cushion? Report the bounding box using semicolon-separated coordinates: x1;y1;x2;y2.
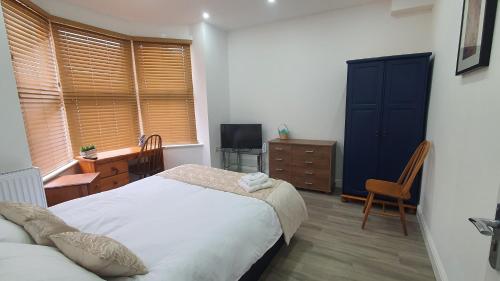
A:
50;232;148;277
0;201;61;226
24;219;78;246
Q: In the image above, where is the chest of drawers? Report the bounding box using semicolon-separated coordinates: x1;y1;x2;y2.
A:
269;139;336;193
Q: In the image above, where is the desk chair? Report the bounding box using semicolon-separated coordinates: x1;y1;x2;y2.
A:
361;141;431;235
130;135;164;180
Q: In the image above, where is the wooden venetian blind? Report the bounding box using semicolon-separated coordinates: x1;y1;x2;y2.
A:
134;41;197;144
1;0;72;175
51;24;140;154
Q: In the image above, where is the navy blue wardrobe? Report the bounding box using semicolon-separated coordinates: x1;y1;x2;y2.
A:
342;53;433;206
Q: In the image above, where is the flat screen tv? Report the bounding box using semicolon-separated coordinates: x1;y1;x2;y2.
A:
221;124;262;149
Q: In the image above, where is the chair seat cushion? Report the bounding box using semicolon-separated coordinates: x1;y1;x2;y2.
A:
366;179;408;199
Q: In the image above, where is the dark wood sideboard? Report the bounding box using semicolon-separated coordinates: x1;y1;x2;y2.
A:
269;139;336;193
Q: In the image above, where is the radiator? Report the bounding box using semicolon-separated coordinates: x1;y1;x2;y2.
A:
0;167;47;207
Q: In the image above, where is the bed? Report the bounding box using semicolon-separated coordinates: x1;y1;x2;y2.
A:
48;165;308;281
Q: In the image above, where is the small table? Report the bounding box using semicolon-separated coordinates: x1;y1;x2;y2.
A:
217;148;264;172
44;173;100;207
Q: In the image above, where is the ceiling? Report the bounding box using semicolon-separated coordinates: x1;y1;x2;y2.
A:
52;0;378;30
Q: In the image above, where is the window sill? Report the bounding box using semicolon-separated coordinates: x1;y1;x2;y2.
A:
163;143;204;149
42;160;79;184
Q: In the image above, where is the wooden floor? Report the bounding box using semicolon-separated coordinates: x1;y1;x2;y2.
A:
260;190;436;281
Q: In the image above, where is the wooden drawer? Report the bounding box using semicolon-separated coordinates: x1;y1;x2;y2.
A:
95;160;128;178
292;145;330;160
292;157;330;169
292;175;330;192
292;166;330;179
269;165;292;182
269;143;291;154
92;173;129;194
269;153;291;170
45;185;88;207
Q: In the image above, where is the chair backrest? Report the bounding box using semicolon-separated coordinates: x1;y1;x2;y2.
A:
136;135;164;178
397;140;431;197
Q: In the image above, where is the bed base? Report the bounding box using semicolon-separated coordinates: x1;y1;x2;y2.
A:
239;236;285;281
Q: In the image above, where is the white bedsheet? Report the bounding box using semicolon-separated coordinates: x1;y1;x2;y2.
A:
50;176;282;281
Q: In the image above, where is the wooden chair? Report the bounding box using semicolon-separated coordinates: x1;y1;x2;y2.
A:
130;135;164;180
361;141;431;235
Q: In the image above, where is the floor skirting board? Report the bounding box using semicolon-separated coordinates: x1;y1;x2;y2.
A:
417;207;449;281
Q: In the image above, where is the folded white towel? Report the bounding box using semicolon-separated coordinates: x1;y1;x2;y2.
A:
241;175;269;187
241;172;268;182
238;179;274;193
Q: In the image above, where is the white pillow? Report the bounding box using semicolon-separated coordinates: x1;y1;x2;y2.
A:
0;243;104;281
0;215;33;244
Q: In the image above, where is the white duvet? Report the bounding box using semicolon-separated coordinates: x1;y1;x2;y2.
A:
50;176;283;281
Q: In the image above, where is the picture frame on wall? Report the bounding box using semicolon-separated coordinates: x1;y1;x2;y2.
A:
456;0;498;75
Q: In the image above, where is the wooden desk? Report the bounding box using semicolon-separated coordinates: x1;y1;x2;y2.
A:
44;173;100;206
76;147;142;193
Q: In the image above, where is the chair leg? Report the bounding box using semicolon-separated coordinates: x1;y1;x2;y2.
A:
397;199;408;236
362;193;374;230
362;192;372;214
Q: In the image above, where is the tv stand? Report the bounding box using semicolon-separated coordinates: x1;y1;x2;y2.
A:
217;148;264;173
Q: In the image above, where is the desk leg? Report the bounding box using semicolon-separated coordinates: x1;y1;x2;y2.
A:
257;154;262;173
237;152;242;172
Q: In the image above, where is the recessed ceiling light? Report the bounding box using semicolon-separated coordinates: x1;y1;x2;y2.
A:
268;0;276;3
203;12;210;20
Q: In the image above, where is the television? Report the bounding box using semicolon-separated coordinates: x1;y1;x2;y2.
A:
221;124;262;149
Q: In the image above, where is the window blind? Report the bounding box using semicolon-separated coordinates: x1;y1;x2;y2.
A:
1;0;72;175
133;41;197;144
51;24;140;154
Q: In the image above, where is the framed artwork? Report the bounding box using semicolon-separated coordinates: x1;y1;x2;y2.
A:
456;0;498;75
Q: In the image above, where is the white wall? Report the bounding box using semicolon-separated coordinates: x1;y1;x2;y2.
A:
227;0;433;181
32;0;191;39
391;0;434;15
419;0;500;280
163;145;204;169
191;23;230;168
0;6;32;174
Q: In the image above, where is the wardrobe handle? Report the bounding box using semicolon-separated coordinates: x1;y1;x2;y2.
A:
305;182;313;185
305;171;314;175
275;168;284;172
305;150;315;154
304;161;313;164
275;158;283;161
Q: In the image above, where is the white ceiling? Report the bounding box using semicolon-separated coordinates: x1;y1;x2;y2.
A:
53;0;378;30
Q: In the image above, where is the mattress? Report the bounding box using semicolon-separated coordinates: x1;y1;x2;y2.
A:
50;176;283;281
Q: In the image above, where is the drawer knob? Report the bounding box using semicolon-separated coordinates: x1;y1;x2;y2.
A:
305;150;315;153
113;181;118;185
111;167;119;175
276;168;284;172
304;161;313;164
305;182;313;185
305;171;314;175
275;158;283;161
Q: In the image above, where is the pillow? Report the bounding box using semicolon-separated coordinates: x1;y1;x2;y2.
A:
0;215;34;244
50;232;148;277
24;218;78;246
0;242;104;281
0;201;61;226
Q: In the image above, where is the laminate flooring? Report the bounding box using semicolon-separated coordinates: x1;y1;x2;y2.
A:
260;190;436;281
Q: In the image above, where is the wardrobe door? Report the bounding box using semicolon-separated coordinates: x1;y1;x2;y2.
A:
343;62;384;197
378;57;430;205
